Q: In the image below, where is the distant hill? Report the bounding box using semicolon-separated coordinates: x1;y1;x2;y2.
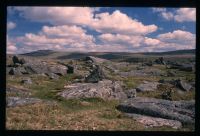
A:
21;50;57;56
20;49;195;60
143;49;195;55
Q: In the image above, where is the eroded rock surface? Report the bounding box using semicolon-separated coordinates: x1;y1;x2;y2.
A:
59;80;127;100
7;97;42;107
117;97;195;125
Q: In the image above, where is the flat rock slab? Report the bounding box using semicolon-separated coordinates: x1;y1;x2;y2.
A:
136;82;159;92
59;80;127;100
117;97;195;125
7;97;42;107
124;113;182;129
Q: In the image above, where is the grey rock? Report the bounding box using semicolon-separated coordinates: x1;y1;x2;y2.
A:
116;97;195;125
7;97;42;107
66;64;74;74
176;79;192;92
59;80;127;100
12;56;26;65
21;77;32;84
179;64;194;72
6;86;31;96
9;68;22;75
46;73;59;80
136;81;159;92
85;65;105;83
124;113;182;129
126;89;137;98
85;56;109;64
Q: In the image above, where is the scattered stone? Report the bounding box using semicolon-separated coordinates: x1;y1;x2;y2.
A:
154;57;166;65
116;97;195;125
7;97;42;107
136;81;159;92
176;79;192;92
59;80;127;100
46;73;59;80
21;77;32;84
161;90;173;100
126;89;137;98
124;113;182;129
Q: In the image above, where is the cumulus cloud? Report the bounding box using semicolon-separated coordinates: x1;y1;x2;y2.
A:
152;8;196;22
7;21;16;30
14;7;158;35
7;35;18;54
174;8;196;22
91;10;158;35
15;25;96;53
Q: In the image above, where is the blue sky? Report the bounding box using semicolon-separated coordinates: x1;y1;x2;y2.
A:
7;7;196;54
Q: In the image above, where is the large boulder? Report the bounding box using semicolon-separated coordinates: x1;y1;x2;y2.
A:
85;65;106;83
116;97;195;125
12;56;26;65
59;80;127;100
9;68;22;75
136;81;159;92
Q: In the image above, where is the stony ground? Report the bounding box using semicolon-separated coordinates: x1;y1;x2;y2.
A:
6;53;195;131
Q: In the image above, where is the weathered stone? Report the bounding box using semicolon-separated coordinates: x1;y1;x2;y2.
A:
7;97;42;107
85;65;105;83
116;97;195;125
124;113;182;129
136;81;159;92
21;77;32;84
85;56;108;64
67;64;74;74
126;89;137;98
176;79;192;92
9;68;22;75
59;80;127;100
46;73;59;80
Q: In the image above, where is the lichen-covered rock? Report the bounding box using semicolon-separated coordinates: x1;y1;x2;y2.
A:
116;97;195;125
59;80;127;100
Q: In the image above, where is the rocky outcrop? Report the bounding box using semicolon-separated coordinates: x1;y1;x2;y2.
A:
85;65;106;83
8;56;68;78
116;97;195;125
7;97;42;107
59;80;127;100
124;113;182;129
136;81;159;92
85;56;109;64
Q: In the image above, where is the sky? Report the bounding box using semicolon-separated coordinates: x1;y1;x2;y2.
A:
7;7;196;54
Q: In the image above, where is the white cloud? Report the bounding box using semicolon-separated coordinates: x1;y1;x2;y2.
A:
7;21;16;30
153;8;196;22
91;10;158;35
14;7;95;26
144;37;160;46
14;7;158;35
174;8;196;22
7;35;18;54
15;25;96;53
160;12;174;20
98;33;144;47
